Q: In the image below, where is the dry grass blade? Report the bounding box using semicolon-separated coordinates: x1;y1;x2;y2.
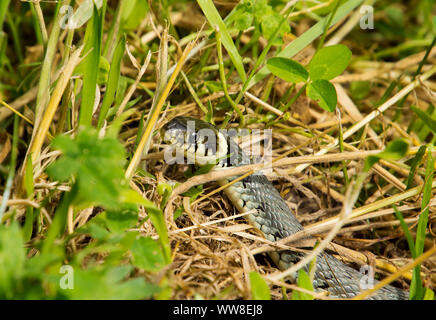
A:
125;41;195;179
0;86;38;122
116;50;152;117
0;99;34;126
23;44;84;173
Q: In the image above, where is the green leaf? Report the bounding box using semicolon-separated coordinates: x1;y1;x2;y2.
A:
46;156;79;182
105;207;138;233
247;0;363;89
249;271;270;300
157;182;173;209
292;269;314;300
309;44;352;80
181;185;204;201
141;200;171;264
267;57;308;83
253;0;271;21
260;12;290;46
25;252;63;278
306;79;337;112
46;127;141;211
64;265;159;299
88;222;111;240
423;288;435;300
234;11;253;31
119;189;147;205
131;237;167;272
410;106;436;136
364;139;409;172
226;0;254;31
0;223;25;299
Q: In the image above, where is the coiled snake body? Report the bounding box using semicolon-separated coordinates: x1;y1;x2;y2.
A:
163;116;408;300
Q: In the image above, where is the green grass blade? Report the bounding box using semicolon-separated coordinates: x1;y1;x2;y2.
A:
29;2;43;45
249;271;271;300
34;1;65;129
0;0;10;28
41;185;76;254
415;150;434;256
414;36;436;77
416;147;434;255
142;201;171;264
410;145;434;299
197;0;247;82
97;35;125;129
0;0;10;69
79;5;102;128
292;269;314;300
247;0;363;89
410;105;436;136
23;155;35;241
406;145;426;189
393;204;416;258
6;11;23;64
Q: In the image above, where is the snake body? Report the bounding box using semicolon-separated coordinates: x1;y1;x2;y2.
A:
163;116;408;300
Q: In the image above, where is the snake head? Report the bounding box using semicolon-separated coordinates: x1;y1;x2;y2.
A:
161;116;228;166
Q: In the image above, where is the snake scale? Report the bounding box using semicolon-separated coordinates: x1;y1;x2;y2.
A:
162;116;408;300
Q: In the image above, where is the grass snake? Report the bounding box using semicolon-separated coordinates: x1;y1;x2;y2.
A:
162;116;408;300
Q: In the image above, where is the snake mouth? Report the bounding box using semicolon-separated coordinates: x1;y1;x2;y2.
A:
162;116;228;166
